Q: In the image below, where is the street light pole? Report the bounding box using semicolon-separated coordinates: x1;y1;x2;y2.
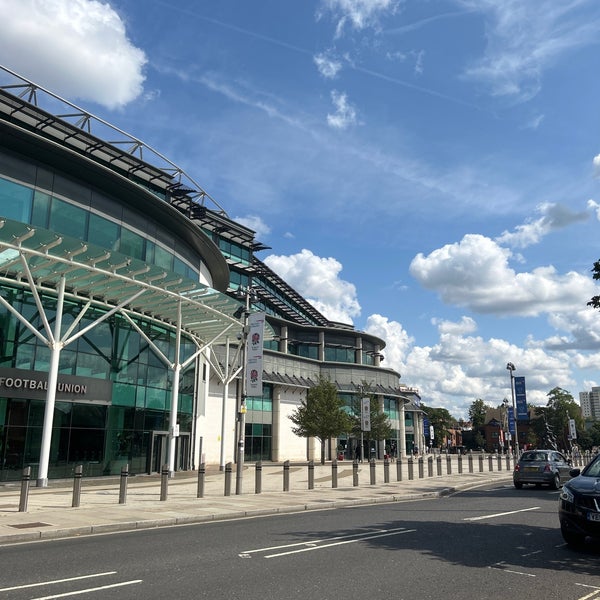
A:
506;362;519;457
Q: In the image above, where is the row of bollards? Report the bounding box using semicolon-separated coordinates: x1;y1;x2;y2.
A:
15;453;515;512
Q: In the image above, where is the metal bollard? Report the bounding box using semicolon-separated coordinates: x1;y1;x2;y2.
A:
506;454;511;471
197;463;205;499
427;456;433;477
458;454;463;474
283;460;290;492
418;457;424;479
370;458;376;484
478;454;484;473
332;459;338;488
408;457;414;480
224;462;232;496
446;455;452;474
308;460;314;490
384;458;390;483
160;464;169;501
18;466;31;513
468;453;474;473
72;464;83;508
488;454;494;472
255;461;262;494
497;452;502;471
436;455;442;476
353;459;359;486
119;464;129;504
396;458;403;482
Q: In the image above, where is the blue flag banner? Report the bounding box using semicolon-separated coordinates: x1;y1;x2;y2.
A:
514;376;528;421
508;407;515;435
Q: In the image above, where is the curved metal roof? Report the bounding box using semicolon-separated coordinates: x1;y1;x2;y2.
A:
0;218;248;344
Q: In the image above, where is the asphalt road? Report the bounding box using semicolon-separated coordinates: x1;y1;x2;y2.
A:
1;480;599;600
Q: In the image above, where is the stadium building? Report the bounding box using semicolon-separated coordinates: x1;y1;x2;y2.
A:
0;66;423;484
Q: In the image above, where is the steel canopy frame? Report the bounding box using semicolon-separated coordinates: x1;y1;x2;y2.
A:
0;218;247;485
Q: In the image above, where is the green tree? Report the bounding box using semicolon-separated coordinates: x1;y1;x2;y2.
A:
531;387;583;450
422;403;456;450
468;399;489;431
289;376;351;464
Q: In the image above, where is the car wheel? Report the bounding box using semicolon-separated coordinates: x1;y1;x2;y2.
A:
561;526;585;548
551;474;560;490
514;481;523;489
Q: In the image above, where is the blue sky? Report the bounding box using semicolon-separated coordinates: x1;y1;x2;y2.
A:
2;0;600;419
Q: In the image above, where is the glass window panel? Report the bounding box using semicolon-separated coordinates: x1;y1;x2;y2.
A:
0;178;33;223
120;228;145;260
146;387;166;410
32;190;51;227
71;404;107;428
154;245;173;271
88;213;120;251
49;197;88;240
113;383;136;407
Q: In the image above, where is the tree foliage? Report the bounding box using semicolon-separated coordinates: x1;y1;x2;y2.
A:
587;260;600;309
421;403;456;449
289;376;351;463
468;399;489;431
348;382;392;445
531;387;582;450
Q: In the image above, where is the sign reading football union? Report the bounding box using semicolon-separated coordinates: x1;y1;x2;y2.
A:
514;376;528;421
0;367;112;404
245;312;265;397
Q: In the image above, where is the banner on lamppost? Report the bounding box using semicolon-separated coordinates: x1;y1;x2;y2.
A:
508;407;515;435
361;397;371;432
514;376;528;421
568;418;577;440
246;311;265;397
430;425;434;440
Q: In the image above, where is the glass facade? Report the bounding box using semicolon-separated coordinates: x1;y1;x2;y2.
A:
244;384;273;461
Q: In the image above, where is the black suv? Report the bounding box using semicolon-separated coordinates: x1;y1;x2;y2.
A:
558;453;600;547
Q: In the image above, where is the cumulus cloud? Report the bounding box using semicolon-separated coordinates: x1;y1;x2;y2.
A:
233;215;271;239
0;0;146;109
318;0;400;38
364;314;413;369
593;154;600;177
327;90;357;129
588;199;600;221
264;249;360;324
409;234;596;317
459;0;600;102
314;52;343;79
495;202;589;249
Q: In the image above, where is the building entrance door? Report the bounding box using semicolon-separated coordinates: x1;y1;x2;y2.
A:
149;432;191;473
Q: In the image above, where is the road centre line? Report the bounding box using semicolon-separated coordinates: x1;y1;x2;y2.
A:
241;528;407;555
265;529;417;558
463;507;540;521
31;580;143;600
0;572;117;592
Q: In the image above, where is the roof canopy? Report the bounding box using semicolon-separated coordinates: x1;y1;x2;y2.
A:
0;218;254;344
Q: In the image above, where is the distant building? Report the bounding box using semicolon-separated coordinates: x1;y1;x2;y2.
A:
579;388;600;419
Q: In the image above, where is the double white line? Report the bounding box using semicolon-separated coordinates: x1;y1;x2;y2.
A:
0;571;142;598
240;527;416;559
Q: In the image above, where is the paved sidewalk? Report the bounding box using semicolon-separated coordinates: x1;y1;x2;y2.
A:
0;460;513;545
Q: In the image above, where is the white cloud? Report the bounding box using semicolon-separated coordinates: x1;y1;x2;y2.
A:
318;0;401;38
459;0;600;102
314;52;343;79
264;249;361;324
495;202;589;249
587;199;600;221
409;233;597;317
327;90;357;129
233;215;271;239
593;154;600;177
0;0;146;109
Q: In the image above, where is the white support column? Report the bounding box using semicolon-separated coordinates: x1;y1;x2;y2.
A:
219;338;231;471
37;276;66;487
167;300;182;477
399;402;407;459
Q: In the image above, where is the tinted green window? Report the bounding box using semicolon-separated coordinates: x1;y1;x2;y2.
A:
0;178;32;222
154;245;173;270
120;228;145;260
50;197;88;240
88;213;120;250
32;190;51;227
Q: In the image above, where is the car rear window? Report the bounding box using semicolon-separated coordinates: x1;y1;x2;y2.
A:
522;452;547;461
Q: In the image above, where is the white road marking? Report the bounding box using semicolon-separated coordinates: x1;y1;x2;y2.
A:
575;583;600;600
0;572;117;592
489;563;536;578
463;506;540;521
31;580;143;599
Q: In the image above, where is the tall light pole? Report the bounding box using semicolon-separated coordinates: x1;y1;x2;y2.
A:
506;362;519;456
234;286;257;495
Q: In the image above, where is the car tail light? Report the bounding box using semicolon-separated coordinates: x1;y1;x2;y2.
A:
543;463;551;472
514;464;520;472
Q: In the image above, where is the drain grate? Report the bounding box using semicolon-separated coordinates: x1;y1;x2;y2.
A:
9;522;51;529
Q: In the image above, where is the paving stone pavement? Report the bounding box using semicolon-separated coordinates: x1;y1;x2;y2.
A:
0;458;514;545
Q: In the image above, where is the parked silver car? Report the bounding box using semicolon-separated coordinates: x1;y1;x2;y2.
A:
513;449;572;489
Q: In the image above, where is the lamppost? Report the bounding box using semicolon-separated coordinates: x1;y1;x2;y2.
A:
506;362;519;456
501;398;509;454
234;286;258;495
